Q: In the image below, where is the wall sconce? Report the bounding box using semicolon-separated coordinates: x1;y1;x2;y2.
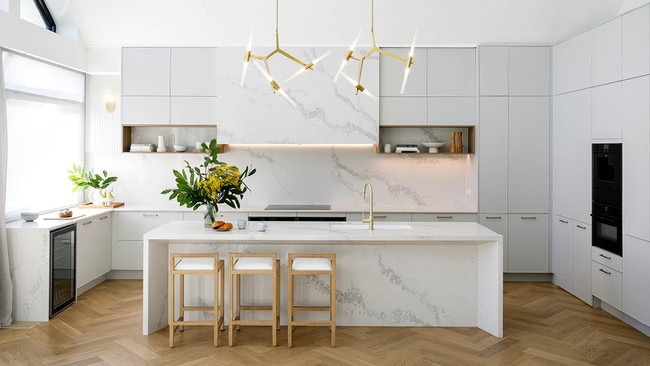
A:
105;92;116;113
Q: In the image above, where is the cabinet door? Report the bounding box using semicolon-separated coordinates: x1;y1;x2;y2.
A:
508;214;549;273
479;97;508;213
592;262;623;310
623;235;650;326
508;47;550;96
591;18;622;86
170;97;218;125
427;48;476;96
622;5;650;79
591;82;622;140
573;32;592;90
552;40;573;95
571;89;593;224
508;97;550;213
479;46;508;96
115;241;144;270
622;76;650;241
552;94;573;218
76;219;95;288
573;222;592;305
122;48;170;96
552;216;573;292
94;214;112;277
122;96;170;125
380;47;427;97
480;214;508;272
426;97;475;126
379;97;427;126
170;48;218;97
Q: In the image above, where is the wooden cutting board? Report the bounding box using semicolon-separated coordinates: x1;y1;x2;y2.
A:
43;214;85;220
78;201;125;208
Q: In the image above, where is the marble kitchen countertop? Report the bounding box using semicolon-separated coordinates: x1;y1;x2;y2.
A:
6;207;113;231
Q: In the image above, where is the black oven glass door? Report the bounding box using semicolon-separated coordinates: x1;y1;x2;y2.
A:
50;224;76;317
592;213;622;256
592;144;622;192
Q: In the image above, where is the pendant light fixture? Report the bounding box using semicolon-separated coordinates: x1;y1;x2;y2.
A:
334;0;417;98
240;0;331;107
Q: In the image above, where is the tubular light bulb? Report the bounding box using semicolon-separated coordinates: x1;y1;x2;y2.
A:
286;50;332;83
240;28;254;86
253;62;297;107
341;72;377;101
334;29;362;82
400;30;418;94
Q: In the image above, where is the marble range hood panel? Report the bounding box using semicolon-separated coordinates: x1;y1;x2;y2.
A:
217;47;379;144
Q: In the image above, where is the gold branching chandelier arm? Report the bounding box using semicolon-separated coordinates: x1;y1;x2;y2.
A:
334;0;417;98
240;0;331;107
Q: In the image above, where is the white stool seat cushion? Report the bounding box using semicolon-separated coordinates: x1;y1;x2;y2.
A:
175;257;215;271
292;257;332;271
234;257;274;270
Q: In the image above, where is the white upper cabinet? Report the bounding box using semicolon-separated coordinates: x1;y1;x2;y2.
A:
622;5;650;80
572;32;593;91
552;40;573;95
622;76;650;241
379;97;427;126
509;47;550;96
380;48;427;97
426;97;475;125
552;94;574;219
591;18;622;86
591;82;622;140
427;48;476;96
479;97;508;213
170;48;219;96
571;89;592;224
479;46;508;96
170;97;219;125
122;48;170;96
122;96;170;125
508;97;550;213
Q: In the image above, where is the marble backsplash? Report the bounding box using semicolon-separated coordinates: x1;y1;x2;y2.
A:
88;145;477;212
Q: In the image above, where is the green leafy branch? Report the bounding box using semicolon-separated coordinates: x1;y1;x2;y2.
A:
67;163;118;191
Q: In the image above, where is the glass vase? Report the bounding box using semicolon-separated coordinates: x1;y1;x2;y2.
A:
204;202;219;228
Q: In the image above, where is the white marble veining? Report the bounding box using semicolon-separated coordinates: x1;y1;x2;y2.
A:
143;221;503;337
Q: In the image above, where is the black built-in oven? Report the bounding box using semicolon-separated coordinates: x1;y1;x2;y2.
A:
592;143;622;256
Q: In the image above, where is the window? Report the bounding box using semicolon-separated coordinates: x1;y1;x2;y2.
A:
2;51;85;219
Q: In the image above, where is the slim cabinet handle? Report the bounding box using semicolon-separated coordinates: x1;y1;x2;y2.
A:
520;216;537;220
599;268;612;275
143;213;159;217
82;221;92;226
559;219;569;224
576;225;587;230
485;216;502;220
437;216;453;219
99;215;109;220
599;253;612;260
373;215;387;219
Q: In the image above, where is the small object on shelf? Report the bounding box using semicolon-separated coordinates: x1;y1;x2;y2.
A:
395;144;420;153
456;131;463;153
130;144;155;152
449;132;456;154
20;212;39;222
422;142;444;153
157;136;167;152
173;145;187;152
384;143;391;153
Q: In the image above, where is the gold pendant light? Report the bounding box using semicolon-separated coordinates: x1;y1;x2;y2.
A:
241;0;331;107
334;0;417;98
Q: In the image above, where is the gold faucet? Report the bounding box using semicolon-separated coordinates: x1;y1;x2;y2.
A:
362;182;374;230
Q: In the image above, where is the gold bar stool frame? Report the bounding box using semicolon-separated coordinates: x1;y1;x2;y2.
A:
287;253;336;347
228;253;280;346
169;253;225;348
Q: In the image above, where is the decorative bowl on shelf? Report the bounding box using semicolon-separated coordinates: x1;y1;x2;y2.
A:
20;212;39;222
173;145;187;152
422;142;445;153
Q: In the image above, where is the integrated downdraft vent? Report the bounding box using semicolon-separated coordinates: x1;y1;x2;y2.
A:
33;0;56;32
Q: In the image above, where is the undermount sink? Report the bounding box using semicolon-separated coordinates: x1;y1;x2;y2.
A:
331;223;412;230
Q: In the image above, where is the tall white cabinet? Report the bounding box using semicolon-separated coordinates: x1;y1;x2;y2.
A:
478;46;550;273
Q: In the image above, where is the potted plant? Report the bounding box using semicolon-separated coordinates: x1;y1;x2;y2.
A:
161;139;256;227
67;163;118;205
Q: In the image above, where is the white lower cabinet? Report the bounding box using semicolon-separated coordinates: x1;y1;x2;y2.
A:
573;221;592;305
479;214;508;272
552;216;573;291
507;214;549;273
76;213;112;291
623;235;650;326
591;246;623;311
113;211;182;270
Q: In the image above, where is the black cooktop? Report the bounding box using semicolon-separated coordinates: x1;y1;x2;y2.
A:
265;204;331;210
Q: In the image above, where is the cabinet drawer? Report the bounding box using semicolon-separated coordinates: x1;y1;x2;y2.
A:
412;213;478;222
182;211;248;222
346;212;411;222
592;246;623;272
117;211;182;240
592;261;622;310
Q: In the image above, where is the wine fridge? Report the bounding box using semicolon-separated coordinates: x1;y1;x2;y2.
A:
50;224;76;317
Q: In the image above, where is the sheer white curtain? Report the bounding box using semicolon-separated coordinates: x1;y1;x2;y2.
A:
0;47;13;327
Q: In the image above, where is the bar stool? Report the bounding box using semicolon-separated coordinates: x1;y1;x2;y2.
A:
287;253;336;347
228;253;280;346
169;253;224;348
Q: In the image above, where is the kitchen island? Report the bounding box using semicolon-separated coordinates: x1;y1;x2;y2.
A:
143;221;503;337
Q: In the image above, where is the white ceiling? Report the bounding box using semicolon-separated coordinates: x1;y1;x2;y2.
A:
42;0;646;48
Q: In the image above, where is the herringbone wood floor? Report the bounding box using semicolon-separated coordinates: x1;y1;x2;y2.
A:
1;280;649;365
